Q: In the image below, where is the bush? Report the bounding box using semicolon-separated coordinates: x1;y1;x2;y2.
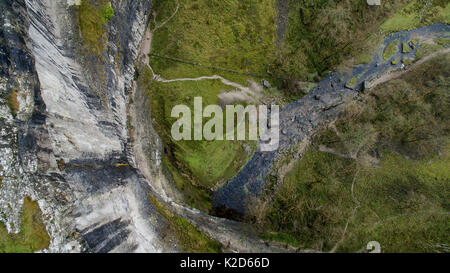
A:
7;89;19;118
102;4;114;21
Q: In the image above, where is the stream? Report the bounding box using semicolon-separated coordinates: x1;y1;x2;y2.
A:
212;23;450;215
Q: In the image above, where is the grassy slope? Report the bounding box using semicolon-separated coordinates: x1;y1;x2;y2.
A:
148;194;222;253
146;0;277;211
0;197;50;253
258;54;450;252
151;0;277;83
269;0;412;82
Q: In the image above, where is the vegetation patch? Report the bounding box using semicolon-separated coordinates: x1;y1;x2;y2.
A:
391;58;400;65
409;38;420;49
138;66;254;212
346;77;359;89
78;0;114;57
402;42;411;53
434;38;450;47
148;194;222;253
260;150;357;250
383;41;398;61
7;89;19;118
151;0;277;84
381;0;450;32
415;43;444;61
402;57;413;66
254;54;450;252
0;197;50;253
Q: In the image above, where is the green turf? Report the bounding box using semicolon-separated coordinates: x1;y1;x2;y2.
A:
150;0;276;83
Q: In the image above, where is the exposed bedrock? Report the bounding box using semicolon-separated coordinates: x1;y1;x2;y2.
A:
0;0;183;252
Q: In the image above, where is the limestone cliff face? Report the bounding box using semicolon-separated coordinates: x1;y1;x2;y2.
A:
0;0;297;253
0;0;181;253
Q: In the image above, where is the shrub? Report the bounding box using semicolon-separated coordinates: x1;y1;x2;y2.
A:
7;89;19;118
102;4;114;21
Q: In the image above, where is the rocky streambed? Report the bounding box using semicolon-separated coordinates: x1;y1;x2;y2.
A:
212;23;450;215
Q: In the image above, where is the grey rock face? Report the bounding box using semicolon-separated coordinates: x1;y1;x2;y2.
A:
0;0;181;253
0;0;78;252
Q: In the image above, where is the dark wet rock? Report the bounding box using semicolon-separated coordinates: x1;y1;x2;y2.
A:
0;0;179;253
